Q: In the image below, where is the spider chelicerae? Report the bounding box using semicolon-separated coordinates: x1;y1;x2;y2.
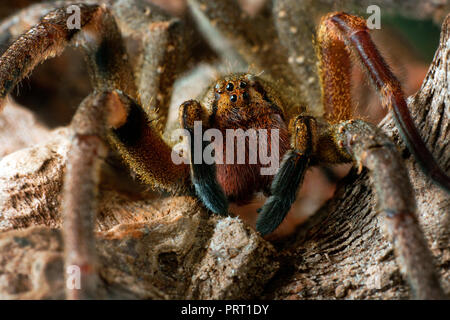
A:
0;0;448;299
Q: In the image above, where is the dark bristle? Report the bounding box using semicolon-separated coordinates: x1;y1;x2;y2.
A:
113;99;146;146
256;150;309;236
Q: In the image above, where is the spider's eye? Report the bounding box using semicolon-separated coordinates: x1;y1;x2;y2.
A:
243;92;249;100
226;83;234;91
230;94;237;102
239;81;247;88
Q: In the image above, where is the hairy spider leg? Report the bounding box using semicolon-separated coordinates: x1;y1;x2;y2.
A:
110;94;190;194
330;120;445;300
316;13;353;122
63;91;129;299
179;99;229;215
0;1;57;52
0;3;137;110
256;116;317;236
317;12;450;192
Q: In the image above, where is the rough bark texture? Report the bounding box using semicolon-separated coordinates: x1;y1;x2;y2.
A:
0;11;449;300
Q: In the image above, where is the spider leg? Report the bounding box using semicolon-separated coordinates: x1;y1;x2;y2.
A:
256;115;316;236
63;90;128;299
316;14;353;123
317;12;450;192
330;119;445;300
110;0;191;132
0;1;58;52
0;3;137;112
109;94;190;194
180;100;229;215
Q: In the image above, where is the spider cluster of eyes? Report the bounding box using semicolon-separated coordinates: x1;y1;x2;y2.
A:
170;123;280;176
216;81;250;103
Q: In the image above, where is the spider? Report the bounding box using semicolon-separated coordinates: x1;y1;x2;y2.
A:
0;0;448;299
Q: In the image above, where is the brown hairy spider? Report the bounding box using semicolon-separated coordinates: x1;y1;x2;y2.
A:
0;0;448;299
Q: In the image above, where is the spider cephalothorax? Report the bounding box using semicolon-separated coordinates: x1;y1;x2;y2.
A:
0;0;448;300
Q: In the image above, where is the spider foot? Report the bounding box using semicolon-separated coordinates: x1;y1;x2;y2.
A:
180;100;229;216
256;115;316;235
